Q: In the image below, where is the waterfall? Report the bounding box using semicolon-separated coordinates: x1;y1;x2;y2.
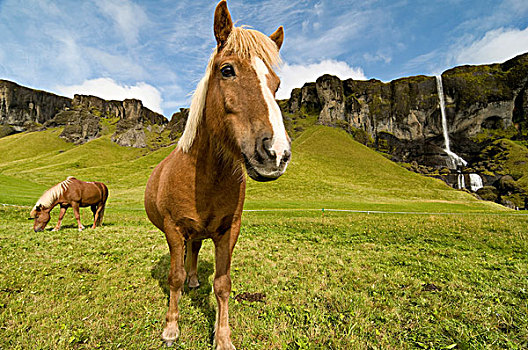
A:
435;75;467;168
469;173;483;192
436;76;484;192
457;173;465;190
456;173;483;192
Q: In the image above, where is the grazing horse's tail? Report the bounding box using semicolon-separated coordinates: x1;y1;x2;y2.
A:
96;182;109;227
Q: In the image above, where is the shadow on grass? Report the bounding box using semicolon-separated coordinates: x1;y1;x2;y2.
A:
151;252;217;342
40;222;117;231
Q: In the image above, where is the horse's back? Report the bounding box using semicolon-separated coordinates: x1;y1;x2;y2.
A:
67;179;108;206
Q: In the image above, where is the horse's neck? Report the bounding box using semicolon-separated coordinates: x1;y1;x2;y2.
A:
42;201;59;213
188;117;243;187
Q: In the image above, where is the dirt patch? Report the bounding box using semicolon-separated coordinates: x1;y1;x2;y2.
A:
234;292;266;303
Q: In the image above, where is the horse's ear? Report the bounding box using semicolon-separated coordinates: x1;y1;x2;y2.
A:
214;0;233;47
270;26;284;50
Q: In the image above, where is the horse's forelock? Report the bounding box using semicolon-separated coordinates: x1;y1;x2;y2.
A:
223;27;281;68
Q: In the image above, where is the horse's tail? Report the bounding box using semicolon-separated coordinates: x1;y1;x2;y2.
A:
96;204;106;226
96;183;109;227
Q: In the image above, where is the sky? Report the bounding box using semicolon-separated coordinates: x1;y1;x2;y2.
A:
1;0;528;118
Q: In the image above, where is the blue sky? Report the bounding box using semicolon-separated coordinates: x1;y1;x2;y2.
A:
1;0;528;117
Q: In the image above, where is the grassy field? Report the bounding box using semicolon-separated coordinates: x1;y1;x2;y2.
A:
1;126;527;349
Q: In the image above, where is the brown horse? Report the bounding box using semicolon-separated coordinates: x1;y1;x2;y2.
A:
144;1;290;348
30;176;108;232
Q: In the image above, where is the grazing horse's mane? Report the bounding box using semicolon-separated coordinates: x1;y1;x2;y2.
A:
32;176;75;212
177;26;282;153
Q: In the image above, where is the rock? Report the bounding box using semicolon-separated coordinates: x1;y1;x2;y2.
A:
167;108;189;140
500;198;517;209
0;82;168;147
476;186;499;202
287;83;321;115
0;80;71;132
0;80;168;147
53;110;101;144
0;124;16;138
316;74;346;125
112;124;147;148
496;175;523;193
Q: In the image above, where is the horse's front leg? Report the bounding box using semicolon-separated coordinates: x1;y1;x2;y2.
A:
213;230;239;350
52;205;67;231
185;240;202;288
71;203;85;231
162;223;186;346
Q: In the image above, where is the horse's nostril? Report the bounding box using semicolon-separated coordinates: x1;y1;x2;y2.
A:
282;149;291;163
262;137;272;148
266;148;276;159
261;137;275;159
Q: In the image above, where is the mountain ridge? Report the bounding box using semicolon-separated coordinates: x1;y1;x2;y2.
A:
2;53;528;208
283;52;528;208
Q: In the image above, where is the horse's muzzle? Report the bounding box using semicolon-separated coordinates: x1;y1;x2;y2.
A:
243;149;291;182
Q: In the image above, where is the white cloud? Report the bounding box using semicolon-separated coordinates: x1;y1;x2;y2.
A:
84;47;148;80
276;60;366;99
94;0;148;45
453;26;528;65
56;78;164;115
363;52;392;64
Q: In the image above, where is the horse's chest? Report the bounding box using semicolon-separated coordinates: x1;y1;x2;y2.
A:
176;213;235;240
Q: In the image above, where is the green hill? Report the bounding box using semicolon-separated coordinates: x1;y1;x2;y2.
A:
0;126;504;212
245;126;503;212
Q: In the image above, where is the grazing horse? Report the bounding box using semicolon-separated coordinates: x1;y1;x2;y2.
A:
30;176;108;232
144;1;290;348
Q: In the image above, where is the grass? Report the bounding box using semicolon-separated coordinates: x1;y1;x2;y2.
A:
1;207;527;349
0;126;503;212
245;126;504;212
0;174;48;206
1;125;526;349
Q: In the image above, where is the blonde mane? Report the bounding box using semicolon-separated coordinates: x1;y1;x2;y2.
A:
32;176;75;212
177;26;282;153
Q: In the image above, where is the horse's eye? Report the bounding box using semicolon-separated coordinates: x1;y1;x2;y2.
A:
221;65;235;78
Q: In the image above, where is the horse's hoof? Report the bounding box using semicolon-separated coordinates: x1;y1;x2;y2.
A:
52;228;60;231
215;343;236;350
214;338;236;350
188;276;200;289
162;323;179;347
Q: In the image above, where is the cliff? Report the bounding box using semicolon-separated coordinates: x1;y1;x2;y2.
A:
284;52;528;208
2;52;528;207
287;53;528;160
0;80;168;148
0;80;71;135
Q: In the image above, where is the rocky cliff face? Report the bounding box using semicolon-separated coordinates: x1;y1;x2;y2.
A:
0;81;168;148
2;53;527;207
285;52;528;208
0;80;71;135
